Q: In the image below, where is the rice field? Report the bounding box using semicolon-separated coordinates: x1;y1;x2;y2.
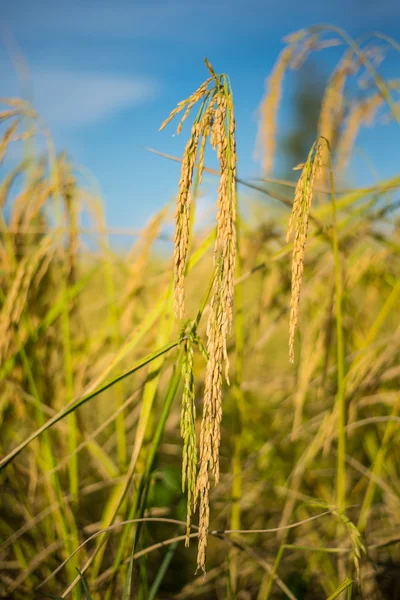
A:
1;25;400;600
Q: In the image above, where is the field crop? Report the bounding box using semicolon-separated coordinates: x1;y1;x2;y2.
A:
1;25;400;600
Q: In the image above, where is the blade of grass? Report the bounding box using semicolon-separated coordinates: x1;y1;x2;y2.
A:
147;539;179;600
76;569;92;600
0;341;180;471
325;578;353;600
99;282;175;594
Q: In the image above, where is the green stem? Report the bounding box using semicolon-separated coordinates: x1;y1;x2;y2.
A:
98;199;127;470
326;140;347;593
103;353;183;598
42;123;78;504
228;206;243;598
261;534;288;600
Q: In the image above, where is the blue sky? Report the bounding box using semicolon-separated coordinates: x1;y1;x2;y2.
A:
1;0;400;243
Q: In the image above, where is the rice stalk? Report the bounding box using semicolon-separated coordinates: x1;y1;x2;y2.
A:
2;26;400;598
317;51;354;182
100;284;176;597
0;235;53;363
59;154;79;288
256;45;294;175
0;119;19;165
81;191;129;470
161;61;237;572
228;214;244;597
160;80;215;319
286;141;322;363
180;326;198;546
195;75;237;574
336;92;384;172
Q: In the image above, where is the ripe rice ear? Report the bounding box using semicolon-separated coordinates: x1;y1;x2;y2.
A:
256;45;294;175
160;63;237;573
317;51;354;185
195;77;237;573
0;120;19;165
336;92;383;172
286;141;322;363
180;330;197;546
0;236;53;362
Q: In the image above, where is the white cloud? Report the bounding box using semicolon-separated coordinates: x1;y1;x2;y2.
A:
0;61;159;128
29;69;158;127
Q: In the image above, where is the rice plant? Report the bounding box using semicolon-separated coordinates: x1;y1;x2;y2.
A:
1;24;400;600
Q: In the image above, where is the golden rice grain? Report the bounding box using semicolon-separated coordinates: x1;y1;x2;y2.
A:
161;63;237;573
195;81;237;573
256;45;294;175
180;328;197;546
290;34;320;70
174;126;202;318
336;92;383;172
318;53;353;141
0;236;53;362
159;79;212;135
287;142;322;363
0;120;19;165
